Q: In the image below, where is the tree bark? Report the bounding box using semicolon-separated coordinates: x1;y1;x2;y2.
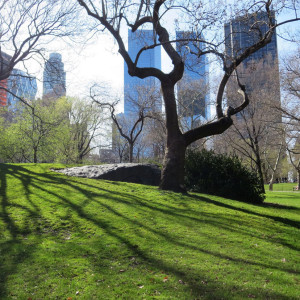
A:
159;134;186;193
253;139;266;194
159;83;186;192
33;147;38;163
129;143;134;163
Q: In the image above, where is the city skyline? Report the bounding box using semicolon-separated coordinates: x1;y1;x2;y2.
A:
0;16;294;116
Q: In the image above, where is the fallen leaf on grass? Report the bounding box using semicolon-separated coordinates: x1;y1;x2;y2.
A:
67;298;72;300
138;285;144;289
163;276;168;282
281;258;286;263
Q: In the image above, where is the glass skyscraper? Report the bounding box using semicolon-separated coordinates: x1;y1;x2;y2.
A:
224;11;278;66
43;53;66;99
7;69;37;108
0;69;37;111
124;29;161;115
176;31;210;121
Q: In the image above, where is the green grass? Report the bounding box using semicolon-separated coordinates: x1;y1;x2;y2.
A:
0;164;299;299
265;182;299;191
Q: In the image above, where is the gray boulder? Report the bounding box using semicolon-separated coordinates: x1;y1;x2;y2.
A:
54;163;161;186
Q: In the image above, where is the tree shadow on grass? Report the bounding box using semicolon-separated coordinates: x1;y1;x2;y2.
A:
0;164;299;299
190;194;300;230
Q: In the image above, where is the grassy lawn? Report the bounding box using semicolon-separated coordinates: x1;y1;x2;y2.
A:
265;183;299;191
0;164;299;299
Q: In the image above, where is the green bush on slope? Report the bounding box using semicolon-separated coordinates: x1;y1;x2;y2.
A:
185;149;265;204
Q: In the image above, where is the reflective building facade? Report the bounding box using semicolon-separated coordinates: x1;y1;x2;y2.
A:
224;11;278;65
124;30;161;115
0;69;37;110
43;53;66;99
7;69;37;109
176;31;210;121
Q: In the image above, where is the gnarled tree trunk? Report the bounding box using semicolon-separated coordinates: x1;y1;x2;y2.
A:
160;134;186;192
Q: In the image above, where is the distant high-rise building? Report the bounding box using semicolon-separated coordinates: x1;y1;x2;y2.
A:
176;31;210;121
7;69;37;109
124;29;161;115
224;11;281;124
43;53;66;99
0;69;37;110
224;11;278;66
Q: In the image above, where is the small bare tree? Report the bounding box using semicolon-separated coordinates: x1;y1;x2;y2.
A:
91;84;160;162
61;98;107;163
279;47;300;188
223;60;283;192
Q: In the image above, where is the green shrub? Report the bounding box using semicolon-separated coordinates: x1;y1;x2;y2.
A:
185;149;265;204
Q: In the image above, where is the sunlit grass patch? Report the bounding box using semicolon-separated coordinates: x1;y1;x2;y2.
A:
0;163;299;299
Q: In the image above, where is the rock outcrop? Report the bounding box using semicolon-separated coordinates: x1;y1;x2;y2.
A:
53;163;161;186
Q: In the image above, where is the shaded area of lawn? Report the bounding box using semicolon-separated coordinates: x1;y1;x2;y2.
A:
0;164;299;299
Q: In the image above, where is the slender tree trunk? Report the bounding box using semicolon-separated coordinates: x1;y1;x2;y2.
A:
257;159;265;194
268;176;273;192
254;140;265;194
33;147;38;163
268;143;283;191
297;170;300;190
129;143;134;163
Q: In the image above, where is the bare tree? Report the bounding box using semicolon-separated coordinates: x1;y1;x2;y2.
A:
77;0;300;192
287;141;300;190
277;47;300;188
0;0;80;80
91;84;159;163
277;47;300;123
62;98;107;163
0;0;80;110
177;76;210;132
222;60;284;192
142;115;167;163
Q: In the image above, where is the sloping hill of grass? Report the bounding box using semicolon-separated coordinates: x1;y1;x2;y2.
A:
0;164;299;299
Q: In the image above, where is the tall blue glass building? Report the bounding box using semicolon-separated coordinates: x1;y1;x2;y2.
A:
43;53;66;99
224;11;278;66
176;31;210;121
7;69;37;111
124;29;161;115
